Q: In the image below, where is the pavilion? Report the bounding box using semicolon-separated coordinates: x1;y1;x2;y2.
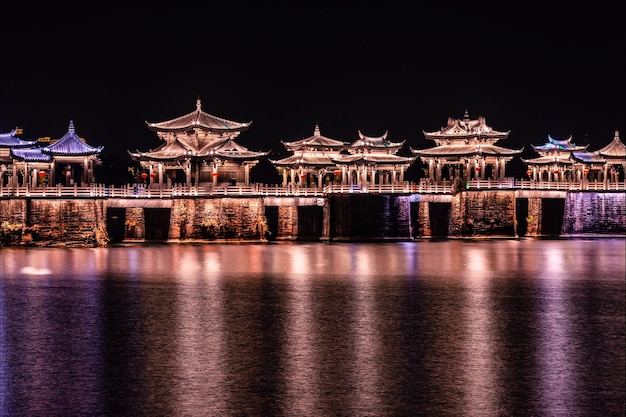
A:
411;110;522;185
128;98;269;187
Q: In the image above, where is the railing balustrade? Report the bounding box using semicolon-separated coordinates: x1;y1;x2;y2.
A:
0;179;624;198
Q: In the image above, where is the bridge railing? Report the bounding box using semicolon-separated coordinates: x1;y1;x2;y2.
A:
466;179;626;191
2;179;624;198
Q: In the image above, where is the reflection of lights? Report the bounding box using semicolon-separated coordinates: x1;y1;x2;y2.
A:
20;266;52;275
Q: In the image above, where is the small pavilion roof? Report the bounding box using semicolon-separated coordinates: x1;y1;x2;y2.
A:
10;146;52;162
351;130;405;150
0;128;36;148
522;155;575;165
208;138;270;160
332;153;416;165
595;130;626;158
281;124;348;151
270;153;336;167
129;137;195;162
146;98;251;133
531;134;587;152
42;121;103;156
571;152;606;164
411;144;523;157
423;110;510;142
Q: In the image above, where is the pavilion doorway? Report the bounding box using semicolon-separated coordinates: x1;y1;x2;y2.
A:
144;208;171;241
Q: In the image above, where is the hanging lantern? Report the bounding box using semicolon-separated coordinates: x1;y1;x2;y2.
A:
211;172;219;177
334;170;341;175
583;168;589;174
141;173;148;179
475;167;481;171
300;174;307;178
526;170;532;176
150;173;157;178
38;171;47;177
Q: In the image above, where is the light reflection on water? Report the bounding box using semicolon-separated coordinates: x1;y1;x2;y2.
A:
0;238;624;416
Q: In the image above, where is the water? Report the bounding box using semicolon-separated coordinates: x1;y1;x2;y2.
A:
1;238;624;417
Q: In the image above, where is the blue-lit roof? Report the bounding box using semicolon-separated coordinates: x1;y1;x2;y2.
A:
43;121;103;156
10;146;52;162
0;129;36;148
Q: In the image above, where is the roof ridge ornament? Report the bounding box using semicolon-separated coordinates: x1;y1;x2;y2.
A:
314;123;321;136
68;120;75;134
196;97;202;111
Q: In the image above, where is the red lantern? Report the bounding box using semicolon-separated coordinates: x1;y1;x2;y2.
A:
150;173;157;178
526;170;532;176
141;173;148;179
38;171;46;177
300;174;307;178
211;172;219;177
475;167;481;171
334;170;341;175
583;169;589;174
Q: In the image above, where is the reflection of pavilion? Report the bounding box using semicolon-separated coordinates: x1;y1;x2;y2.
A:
1;121;103;187
523;130;626;184
270;124;415;187
128;99;269;187
411;110;522;184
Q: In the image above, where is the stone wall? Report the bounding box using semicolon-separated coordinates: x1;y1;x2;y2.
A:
458;191;517;236
562;192;626;235
1;191;624;247
1;198;107;247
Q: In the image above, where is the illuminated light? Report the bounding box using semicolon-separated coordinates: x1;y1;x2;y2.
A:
38;172;47;177
583;169;589;174
150;173;157;178
334;170;341;175
300;174;307;178
475;167;481;171
211;172;219;176
526;170;532;176
141;173;148;179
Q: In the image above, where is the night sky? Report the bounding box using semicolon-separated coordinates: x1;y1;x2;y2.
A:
1;5;623;182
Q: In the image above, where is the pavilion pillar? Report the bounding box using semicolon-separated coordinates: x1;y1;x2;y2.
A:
245;164;250;185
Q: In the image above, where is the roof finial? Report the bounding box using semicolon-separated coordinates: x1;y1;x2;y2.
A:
68;120;75;134
463;108;470;120
196;96;202;111
314;122;320;136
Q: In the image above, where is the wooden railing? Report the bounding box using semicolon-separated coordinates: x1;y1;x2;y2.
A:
1;179;624;198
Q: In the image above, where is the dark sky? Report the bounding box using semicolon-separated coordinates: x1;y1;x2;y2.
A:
1;5;623;177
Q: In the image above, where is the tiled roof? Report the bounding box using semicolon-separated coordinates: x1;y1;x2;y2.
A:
212;139;269;160
351;130;405;150
522;155;574;165
10;147;52;162
146;98;251;133
332;154;416;165
571;152;606;164
532;134;587;152
43;121;103;156
270;153;336;167
596;130;626;157
423;110;510;141
411;144;522;157
281;124;348;151
0;129;36;148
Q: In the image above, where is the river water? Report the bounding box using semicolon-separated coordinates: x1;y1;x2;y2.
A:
0;238;624;416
